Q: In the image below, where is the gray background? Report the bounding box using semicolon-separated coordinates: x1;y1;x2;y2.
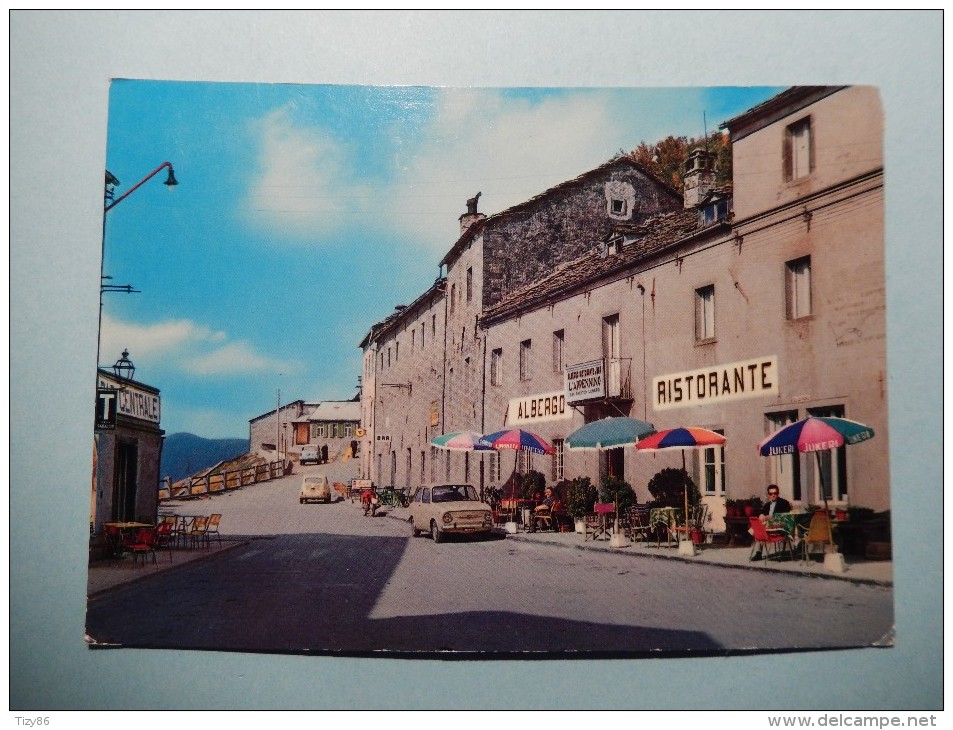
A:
10;10;943;710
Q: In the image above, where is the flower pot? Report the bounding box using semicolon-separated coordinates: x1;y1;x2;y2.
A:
574;518;585;535
835;509;848;521
691;528;705;545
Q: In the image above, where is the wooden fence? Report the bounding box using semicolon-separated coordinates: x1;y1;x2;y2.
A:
159;460;290;501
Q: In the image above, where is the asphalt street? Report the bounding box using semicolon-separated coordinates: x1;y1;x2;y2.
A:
86;463;894;657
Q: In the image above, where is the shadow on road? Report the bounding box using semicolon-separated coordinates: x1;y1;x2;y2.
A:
85;531;724;658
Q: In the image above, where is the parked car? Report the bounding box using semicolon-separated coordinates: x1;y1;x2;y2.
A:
300;445;320;464
407;484;493;542
300;474;332;504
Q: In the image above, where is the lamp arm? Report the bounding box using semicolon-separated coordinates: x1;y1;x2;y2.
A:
105;161;174;212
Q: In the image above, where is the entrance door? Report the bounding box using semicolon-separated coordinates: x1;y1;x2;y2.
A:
113;440;139;522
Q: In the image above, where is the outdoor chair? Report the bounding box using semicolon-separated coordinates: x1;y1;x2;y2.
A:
672;503;709;546
585;502;614;541
154;520;175;562
206;513;223;546
186;516;210;549
626;505;653;543
748;516;795;564
533;499;564;532
801;511;834;564
128;527;158;567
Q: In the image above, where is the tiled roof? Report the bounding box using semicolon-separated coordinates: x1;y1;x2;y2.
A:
481;208;711;324
308;400;361;422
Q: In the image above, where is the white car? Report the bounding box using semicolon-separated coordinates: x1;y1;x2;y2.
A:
300;474;332;504
407;484;493;542
300;445;320;464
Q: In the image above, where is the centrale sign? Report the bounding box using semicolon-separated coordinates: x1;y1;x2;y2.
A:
653;356;778;411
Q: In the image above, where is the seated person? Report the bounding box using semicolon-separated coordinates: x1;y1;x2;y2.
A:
533;487;560;530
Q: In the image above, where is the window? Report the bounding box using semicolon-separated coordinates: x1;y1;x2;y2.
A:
700;429;726;494
490;452;500;482
491;348;503;386
808;405;848;503
610;198;627;216
450;283;456;314
786;256;812;319
430;445;438;482
695;285;715;341
552;330;565;373
445;449;451;480
466;267;473;303
519;339;532;381
387;347;391;367
390;451;397;487
313;424;325;439
432;314;436;336
344;425;353;438
784;116;813;181
517;449;532;475
406;449;412;489
766;411;801;502
411;329;415;350
395;341;399;362
420;450;426;484
464;452;470;482
552;439;565;482
421;322;425;349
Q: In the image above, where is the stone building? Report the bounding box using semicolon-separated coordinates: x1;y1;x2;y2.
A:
248;398;361;463
358;86;888;525
93;360;164;531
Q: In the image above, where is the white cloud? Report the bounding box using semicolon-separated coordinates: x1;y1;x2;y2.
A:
100;313;298;378
244;106;374;236
185;341;294;376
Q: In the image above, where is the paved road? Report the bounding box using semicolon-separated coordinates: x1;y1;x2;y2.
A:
86;465;894;656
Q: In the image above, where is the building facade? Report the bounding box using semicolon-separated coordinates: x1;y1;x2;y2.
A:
93;368;164;531
358;86;888;526
249;398;361;463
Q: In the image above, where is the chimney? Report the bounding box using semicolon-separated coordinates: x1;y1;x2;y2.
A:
682;148;716;208
459;191;485;234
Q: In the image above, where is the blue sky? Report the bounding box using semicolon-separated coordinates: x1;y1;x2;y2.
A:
100;82;784;439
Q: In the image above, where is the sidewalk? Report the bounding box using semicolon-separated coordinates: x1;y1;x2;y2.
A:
500;526;893;585
87;539;247;597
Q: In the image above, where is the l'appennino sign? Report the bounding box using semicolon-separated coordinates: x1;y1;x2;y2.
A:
653;356;778;411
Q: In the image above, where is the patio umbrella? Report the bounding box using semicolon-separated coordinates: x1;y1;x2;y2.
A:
757;416;874;511
430;430;492;451
565;417;656;450
635;427;727;527
480;428;554;455
481;429;554;523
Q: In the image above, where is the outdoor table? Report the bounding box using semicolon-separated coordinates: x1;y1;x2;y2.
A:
103;522;153;558
766;513;813;545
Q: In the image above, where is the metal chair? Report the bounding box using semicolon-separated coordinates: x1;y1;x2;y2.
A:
206;513;223;546
186;516;210;549
749;516;795;564
801;511;834;563
128;527;159;567
625;505;653;543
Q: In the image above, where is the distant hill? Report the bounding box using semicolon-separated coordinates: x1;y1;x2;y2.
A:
161;433;249;481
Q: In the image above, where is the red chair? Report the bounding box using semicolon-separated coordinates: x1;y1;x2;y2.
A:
154;521;175;562
748;517;794;564
128;527;159;567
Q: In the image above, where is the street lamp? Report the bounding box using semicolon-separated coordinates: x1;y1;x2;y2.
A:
104;161;178;213
112;349;136;384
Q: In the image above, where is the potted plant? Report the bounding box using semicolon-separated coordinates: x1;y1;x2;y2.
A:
600;475;634;547
566;476;596;534
744;495;764;517
724;498;744;518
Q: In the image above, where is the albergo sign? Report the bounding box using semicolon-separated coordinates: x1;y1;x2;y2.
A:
653;356;778;411
508;391;571;426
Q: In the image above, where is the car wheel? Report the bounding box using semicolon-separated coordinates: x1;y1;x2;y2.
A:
431;520;444;543
299;498;304;504
410;518;422;537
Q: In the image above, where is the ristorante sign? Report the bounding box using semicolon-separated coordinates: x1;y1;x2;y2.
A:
653;356;778;411
508;391;571;426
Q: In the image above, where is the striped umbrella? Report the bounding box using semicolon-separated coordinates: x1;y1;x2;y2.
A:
430;430;492;451
480;429;554;455
636;427;727;524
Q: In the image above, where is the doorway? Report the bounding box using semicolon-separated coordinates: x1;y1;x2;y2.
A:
113;440;138;522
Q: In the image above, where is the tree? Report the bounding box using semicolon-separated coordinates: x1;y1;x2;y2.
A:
631;132;732;193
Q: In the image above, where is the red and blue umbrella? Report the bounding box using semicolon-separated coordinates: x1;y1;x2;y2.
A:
757;416;874;457
430;430;492;451
480;429;554;455
636;427;727;524
758;416;875;512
